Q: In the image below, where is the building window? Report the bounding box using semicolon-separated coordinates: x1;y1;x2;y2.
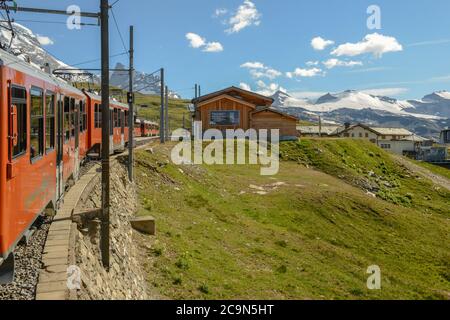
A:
381;136;386;140
10;86;27;158
359;133;363;138
45;92;55;152
381;144;391;149
30;87;44;160
365;133;369;138
210;110;240;126
351;133;355;138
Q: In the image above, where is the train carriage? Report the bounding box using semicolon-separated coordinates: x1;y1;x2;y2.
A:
0;49;157;280
84;91;130;154
0;50;87;271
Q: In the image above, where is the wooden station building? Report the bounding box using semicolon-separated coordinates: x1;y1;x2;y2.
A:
192;86;299;139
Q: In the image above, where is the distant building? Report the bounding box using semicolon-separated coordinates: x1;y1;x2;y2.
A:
440;128;450;145
192;86;299;140
297;125;343;137
417;146;448;163
337;123;431;155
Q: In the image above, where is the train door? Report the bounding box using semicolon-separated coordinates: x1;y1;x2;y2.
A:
109;109;114;154
120;110;125;148
72;98;80;180
56;95;64;205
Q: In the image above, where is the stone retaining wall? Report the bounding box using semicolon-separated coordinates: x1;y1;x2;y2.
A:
74;158;148;300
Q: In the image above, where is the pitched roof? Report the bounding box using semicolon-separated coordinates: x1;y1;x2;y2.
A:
251;107;299;121
297;126;343;135
370;127;413;136
399;134;430;142
340;124;413;137
192;86;274;106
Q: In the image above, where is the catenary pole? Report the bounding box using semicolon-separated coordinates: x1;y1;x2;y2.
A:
128;25;134;182
165;85;169;141
160;68;165;143
100;0;110;270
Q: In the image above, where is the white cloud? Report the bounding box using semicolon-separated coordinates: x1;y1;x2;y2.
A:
226;0;261;34
286;67;323;79
408;39;450;47
37;35;54;46
255;80;286;96
203;42;223;52
186;32;223;53
186;33;205;48
347;67;389;73
331;33;403;58
323;58;363;69
250;68;282;80
306;61;319;66
239;82;252;91
360;88;409;96
214;8;228;18
240;61;282;80
311;37;334;51
240;61;265;69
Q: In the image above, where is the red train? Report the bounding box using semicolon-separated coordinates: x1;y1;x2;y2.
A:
0;50;158;279
134;119;159;137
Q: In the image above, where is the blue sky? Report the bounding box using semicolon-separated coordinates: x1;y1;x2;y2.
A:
10;0;450;99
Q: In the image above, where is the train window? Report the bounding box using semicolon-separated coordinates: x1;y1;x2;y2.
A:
114;108;119;128
10;86;27;158
110;110;113;135
64;97;70;141
45;92;55;152
124;111;128;127
83;102;87;132
70;98;76;137
30;87;44;161
80;101;86;132
94;103;98;128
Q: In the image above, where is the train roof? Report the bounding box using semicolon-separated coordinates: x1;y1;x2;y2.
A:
83;90;129;109
0;49;84;96
135;118;158;126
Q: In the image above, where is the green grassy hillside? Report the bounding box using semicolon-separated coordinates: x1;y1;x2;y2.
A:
135;139;450;300
134;93;191;130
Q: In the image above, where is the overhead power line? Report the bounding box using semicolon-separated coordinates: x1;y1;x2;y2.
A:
110;7;128;57
111;0;121;7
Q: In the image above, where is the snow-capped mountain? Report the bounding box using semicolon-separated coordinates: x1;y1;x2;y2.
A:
405;91;450;118
0;22;88;79
272;89;449;118
271;89;450;138
271;90;310;108
110;63;181;99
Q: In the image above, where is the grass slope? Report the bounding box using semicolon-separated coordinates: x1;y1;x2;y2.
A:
135;140;450;300
134;93;191;130
413;161;450;181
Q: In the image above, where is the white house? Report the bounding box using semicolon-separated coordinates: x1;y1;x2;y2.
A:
338;124;429;155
